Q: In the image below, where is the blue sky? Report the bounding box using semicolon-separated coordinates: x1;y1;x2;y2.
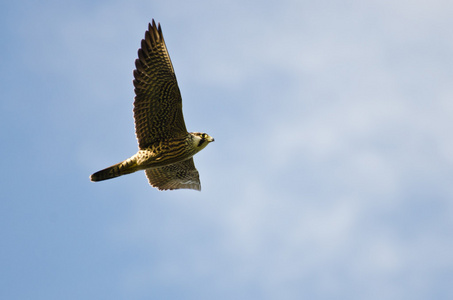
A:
1;0;453;299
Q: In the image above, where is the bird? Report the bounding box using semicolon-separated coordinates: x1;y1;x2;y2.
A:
90;20;214;191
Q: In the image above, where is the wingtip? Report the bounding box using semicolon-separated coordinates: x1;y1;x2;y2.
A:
148;19;162;36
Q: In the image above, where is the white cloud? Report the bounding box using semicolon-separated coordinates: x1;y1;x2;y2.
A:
106;1;453;296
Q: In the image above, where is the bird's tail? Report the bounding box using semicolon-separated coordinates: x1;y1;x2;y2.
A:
90;157;138;182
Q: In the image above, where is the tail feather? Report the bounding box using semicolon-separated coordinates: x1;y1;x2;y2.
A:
90;157;138;182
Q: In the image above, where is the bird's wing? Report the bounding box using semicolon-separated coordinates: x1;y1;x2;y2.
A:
133;20;188;149
145;158;201;191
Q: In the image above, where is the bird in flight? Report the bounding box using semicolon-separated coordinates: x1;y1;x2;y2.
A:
90;20;214;191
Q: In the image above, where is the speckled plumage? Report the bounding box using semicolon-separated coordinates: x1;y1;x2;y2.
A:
90;20;214;191
133;21;187;148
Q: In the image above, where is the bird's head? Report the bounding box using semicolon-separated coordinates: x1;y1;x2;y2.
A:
190;132;215;150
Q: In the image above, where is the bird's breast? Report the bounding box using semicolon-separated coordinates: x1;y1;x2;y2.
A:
135;139;197;169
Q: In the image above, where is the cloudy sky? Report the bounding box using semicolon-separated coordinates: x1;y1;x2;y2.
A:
1;0;453;299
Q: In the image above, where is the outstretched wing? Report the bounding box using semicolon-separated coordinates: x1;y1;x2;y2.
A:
145;158;201;191
133;20;188;149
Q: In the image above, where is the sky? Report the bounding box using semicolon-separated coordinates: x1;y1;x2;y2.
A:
1;0;453;299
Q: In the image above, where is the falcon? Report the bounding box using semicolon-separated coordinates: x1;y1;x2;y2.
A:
90;20;214;191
